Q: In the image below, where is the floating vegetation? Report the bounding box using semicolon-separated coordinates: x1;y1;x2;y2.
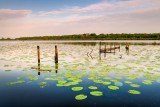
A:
39;82;47;88
44;77;59;81
108;85;119;90
8;80;25;85
114;82;123;87
90;91;103;96
72;87;83;91
128;90;141;95
124;81;132;84
75;94;87;100
27;76;38;81
88;86;98;90
142;80;153;85
130;84;140;88
110;79;118;83
102;81;111;85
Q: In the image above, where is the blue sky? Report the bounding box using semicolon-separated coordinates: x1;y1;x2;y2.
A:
0;0;101;12
0;0;160;38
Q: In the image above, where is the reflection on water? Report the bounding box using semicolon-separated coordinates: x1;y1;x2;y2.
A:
0;41;160;107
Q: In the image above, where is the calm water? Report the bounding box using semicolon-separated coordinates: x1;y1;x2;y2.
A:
0;41;160;107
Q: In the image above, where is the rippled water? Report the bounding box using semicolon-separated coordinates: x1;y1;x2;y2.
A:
0;41;160;107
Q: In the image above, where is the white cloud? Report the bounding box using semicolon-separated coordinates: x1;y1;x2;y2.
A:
0;0;160;38
0;9;32;20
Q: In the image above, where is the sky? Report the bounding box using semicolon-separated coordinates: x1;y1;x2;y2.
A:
0;0;160;38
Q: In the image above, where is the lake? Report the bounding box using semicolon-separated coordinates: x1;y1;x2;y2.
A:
0;40;160;107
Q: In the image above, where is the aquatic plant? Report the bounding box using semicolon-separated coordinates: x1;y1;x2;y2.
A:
72;87;83;91
90;91;103;96
8;80;25;85
75;94;87;100
128;90;141;94
130;84;140;88
108;85;119;90
142;80;153;85
88;86;98;90
114;82;123;87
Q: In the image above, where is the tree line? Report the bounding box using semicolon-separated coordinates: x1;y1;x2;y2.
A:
1;33;160;40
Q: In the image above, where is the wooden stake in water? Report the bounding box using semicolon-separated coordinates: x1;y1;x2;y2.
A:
104;43;106;57
37;46;40;64
114;43;115;54
99;42;101;60
55;45;58;63
119;44;120;52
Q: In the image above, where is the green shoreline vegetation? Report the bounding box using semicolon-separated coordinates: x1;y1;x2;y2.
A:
1;33;160;41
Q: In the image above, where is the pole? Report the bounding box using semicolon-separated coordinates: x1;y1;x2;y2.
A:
55;45;58;63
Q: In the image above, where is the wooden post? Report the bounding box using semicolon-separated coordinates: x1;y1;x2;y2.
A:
114;43;115;55
110;43;111;53
119;44;120;52
55;45;58;63
99;42;101;60
55;63;58;73
104;43;106;57
37;46;40;64
37;46;40;75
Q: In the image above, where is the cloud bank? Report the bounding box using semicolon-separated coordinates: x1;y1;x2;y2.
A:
0;0;160;38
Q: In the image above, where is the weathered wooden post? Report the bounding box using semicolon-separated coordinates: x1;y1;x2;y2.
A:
119;44;120;52
55;63;58;73
114;43;115;55
37;46;40;64
110;43;112;53
99;42;101;60
37;46;40;75
104;43;106;57
55;45;58;63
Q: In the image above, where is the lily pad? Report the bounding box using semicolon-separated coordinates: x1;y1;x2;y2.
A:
142;80;153;85
72;87;83;91
102;81;111;85
130;84;140;88
39;82;47;88
27;76;38;81
108;85;119;90
8;80;25;85
128;90;141;94
114;82;123;87
88;86;98;90
90;91;103;96
75;94;87;100
124;81;132;84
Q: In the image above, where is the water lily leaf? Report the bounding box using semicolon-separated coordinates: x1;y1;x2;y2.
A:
114;82;123;87
142;80;153;85
75;94;87;100
130;84;140;88
108;85;119;90
8;80;25;85
124;81;132;84
128;90;141;94
90;91;103;96
88;86;98;90
72;87;83;91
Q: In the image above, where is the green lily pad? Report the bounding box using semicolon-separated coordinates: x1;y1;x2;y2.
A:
156;79;160;83
110;79;118;83
39;82;47;88
88;86;98;90
108;85;119;90
72;87;83;91
8;80;25;85
124;81;132;84
142;80;153;85
27;76;38;81
75;94;87;100
114;82;123;87
128;90;141;94
102;81;111;85
90;91;103;96
130;84;140;88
